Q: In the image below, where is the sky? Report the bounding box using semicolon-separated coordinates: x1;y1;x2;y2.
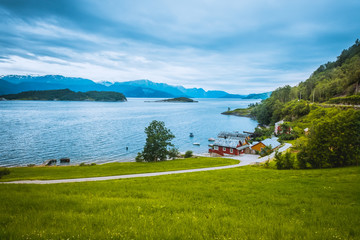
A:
0;0;359;94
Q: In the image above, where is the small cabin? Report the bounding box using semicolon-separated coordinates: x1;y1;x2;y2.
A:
251;137;281;152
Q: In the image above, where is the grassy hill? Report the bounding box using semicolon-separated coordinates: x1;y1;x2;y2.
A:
0;165;359;239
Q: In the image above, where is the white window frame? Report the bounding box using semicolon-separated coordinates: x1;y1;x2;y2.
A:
230;148;233;153
214;146;218;150
223;147;226;151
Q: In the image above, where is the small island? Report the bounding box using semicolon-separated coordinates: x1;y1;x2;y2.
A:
0;89;127;102
221;107;252;117
148;97;198;103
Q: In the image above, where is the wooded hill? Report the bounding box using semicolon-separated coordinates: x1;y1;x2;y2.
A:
246;40;360;169
251;39;360;125
0;89;127;102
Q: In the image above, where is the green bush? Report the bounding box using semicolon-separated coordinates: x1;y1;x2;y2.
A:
260;145;273;157
274;151;294;169
135;152;144;162
297;109;360;168
168;148;180;159
328;95;360;105
0;168;10;178
184;151;193;158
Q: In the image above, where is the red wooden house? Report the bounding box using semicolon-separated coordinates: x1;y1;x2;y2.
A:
209;138;249;156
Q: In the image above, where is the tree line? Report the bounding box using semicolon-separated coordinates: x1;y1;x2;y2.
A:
251;40;360;169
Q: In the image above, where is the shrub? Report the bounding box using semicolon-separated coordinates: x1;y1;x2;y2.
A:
135;152;144;162
0;168;10;178
184;150;193;158
260;145;273;157
79;162;86;166
263;160;270;168
168;148;180;159
274;151;294;169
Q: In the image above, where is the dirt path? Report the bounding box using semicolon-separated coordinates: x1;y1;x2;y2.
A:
1;143;292;185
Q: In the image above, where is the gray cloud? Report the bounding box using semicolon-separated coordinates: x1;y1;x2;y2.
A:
0;0;359;93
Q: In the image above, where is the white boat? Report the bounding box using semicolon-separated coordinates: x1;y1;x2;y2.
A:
193;143;200;146
208;138;215;141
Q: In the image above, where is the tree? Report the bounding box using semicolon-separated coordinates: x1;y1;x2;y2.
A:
184;150;193;158
297;109;360;168
137;120;177;162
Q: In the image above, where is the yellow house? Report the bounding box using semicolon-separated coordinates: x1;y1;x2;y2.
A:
251;137;281;152
251;142;266;152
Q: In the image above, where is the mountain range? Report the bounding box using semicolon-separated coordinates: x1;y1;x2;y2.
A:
0;75;271;99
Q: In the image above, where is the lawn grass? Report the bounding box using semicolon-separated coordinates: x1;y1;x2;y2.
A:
0;157;238;182
0;166;359;239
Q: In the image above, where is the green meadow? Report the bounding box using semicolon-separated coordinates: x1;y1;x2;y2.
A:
1;165;359;239
0;157;238;182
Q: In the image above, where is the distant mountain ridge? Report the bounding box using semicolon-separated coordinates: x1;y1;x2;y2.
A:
0;75;271;99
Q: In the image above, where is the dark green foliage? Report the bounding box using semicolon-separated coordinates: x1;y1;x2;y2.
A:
168;148;180;159
298;109;360;168
328;95;360;105
135;152;144;162
253;126;274;139
156;97;198;102
184;150;193;158
274;151;295;169
137;120;177;162
260;145;273;157
251;40;360;125
0;89;127;102
277;122;299;140
0;168;10;178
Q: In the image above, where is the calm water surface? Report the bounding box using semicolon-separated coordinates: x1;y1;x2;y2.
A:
0;98;259;166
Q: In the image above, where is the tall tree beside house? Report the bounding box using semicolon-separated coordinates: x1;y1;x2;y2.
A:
136;120;177;162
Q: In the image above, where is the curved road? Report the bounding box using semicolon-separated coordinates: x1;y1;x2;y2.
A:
1;143;292;185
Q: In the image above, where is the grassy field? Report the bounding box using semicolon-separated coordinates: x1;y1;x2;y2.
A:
0;157;238;182
0;166;359;239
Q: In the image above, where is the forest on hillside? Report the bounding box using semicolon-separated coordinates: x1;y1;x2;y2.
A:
250;39;360;126
248;40;360;169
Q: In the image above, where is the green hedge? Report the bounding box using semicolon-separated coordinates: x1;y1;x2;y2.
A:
328;95;360;105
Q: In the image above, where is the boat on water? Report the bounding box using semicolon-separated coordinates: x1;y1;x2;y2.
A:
208;138;215;141
189;133;194;137
193;142;200;146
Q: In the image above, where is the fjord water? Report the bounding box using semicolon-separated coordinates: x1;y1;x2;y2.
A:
0;98;259;166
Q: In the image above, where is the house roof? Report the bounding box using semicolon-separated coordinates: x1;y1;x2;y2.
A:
218;131;249;139
226;137;247;144
237;144;250;151
213;138;240;148
261;137;281;149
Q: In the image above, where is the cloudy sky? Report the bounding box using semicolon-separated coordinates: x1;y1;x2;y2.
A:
0;0;359;94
